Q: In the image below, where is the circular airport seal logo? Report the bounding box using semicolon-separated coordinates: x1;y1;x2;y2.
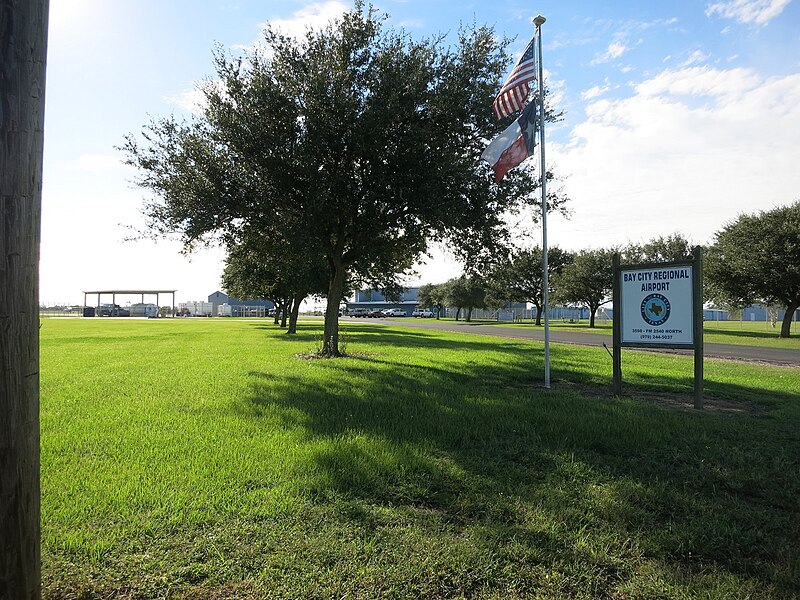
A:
641;293;671;326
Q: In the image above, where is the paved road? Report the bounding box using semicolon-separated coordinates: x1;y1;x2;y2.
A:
384;318;800;366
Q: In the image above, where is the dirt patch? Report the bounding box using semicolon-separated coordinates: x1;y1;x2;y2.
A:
293;350;375;360
530;379;769;415
621;388;767;415
178;582;258;600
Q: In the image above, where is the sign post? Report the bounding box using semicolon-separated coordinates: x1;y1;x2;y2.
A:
612;248;704;407
692;246;704;409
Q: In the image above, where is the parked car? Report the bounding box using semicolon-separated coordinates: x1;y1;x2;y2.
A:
383;308;407;317
97;303;127;317
130;303;158;317
367;309;387;318
412;309;435;318
347;308;370;317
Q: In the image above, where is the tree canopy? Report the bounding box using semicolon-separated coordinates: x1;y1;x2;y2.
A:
706;201;800;338
623;233;695;264
485;246;572;326
122;3;558;356
221;229;328;333
552;248;615;328
417;282;448;319
445;276;486;321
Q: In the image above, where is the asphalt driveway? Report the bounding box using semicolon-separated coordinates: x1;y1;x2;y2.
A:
387;318;800;366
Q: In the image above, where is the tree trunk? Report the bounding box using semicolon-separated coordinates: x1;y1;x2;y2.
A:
780;299;799;338
272;302;279;325
588;304;597;328
322;261;346;357
284;298;294;333
1;1;48;596
455;307;461;321
280;299;288;328
466;307;473;322
286;293;303;334
435;305;441;320
534;303;542;326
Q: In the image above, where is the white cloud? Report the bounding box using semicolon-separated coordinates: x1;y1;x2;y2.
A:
166;2;350;116
680;50;710;67
581;83;610;100
634;66;761;98
705;0;791;25
230;1;349;55
645;16;679;28
398;18;425;29
587;17;679;67
543;70;567;109
164;79;228;116
548;67;800;251
607;41;629;59
164;88;207;115
262;1;349;39
592;40;630;64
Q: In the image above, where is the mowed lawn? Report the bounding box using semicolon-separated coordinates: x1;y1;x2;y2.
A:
40;318;800;599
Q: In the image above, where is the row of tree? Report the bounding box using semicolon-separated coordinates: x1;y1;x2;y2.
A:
218;202;799;339
413;202;800;339
123;3;798;349
416;245;636;329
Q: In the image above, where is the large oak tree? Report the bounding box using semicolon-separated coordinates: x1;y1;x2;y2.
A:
706;202;800;338
122;4;548;356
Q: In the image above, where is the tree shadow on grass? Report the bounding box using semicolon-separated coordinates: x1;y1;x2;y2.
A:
251;321;537;356
231;335;800;595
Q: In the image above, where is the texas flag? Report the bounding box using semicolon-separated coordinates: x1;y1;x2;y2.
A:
481;100;538;182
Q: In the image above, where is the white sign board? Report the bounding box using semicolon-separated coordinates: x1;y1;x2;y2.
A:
620;265;694;345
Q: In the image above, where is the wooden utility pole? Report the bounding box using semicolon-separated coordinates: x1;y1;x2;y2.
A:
1;1;49;597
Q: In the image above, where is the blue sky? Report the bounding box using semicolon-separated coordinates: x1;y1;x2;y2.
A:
42;0;800;305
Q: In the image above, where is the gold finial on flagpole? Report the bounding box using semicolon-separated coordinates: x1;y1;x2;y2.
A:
532;15;546;26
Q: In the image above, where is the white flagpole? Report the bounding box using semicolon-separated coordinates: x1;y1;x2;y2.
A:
533;15;550;389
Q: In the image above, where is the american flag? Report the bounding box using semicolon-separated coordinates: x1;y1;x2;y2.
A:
492;34;537;120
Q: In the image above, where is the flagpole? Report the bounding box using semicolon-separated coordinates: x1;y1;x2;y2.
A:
533;15;550;389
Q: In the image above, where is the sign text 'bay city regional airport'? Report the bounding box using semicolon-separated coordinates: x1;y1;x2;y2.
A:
620;265;694;346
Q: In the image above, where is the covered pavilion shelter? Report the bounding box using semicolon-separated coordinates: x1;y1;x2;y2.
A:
83;289;177;316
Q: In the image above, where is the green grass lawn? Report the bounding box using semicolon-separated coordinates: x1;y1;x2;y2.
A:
40;318;800;599
448;318;800;349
